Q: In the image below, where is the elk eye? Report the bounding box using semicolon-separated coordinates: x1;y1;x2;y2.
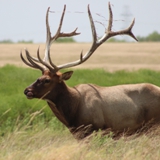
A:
45;79;51;83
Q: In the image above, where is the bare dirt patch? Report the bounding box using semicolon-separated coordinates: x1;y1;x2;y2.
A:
0;42;160;72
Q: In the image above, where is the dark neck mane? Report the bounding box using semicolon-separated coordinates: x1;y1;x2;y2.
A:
45;82;80;128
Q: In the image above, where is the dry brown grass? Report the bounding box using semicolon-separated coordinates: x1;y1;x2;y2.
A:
1;125;160;160
1;42;160;72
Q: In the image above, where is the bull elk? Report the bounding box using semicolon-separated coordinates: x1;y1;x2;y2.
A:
21;2;160;139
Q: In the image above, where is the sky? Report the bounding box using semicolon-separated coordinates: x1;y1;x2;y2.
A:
0;0;160;43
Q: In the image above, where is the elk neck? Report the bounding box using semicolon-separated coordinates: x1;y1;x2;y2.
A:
45;81;80;128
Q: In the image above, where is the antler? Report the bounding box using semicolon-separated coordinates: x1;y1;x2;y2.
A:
21;2;137;72
56;2;137;70
20;5;80;72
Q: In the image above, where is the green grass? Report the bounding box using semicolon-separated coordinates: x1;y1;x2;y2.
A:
1;65;160;159
1;65;160;135
69;69;160;86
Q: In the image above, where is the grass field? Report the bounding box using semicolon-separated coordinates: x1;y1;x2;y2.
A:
1;42;160;159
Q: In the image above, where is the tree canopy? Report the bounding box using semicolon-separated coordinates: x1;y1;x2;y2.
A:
137;31;160;42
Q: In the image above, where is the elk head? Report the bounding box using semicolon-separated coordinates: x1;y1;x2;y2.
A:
21;2;137;100
21;5;79;99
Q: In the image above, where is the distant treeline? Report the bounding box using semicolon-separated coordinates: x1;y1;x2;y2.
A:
0;37;75;44
0;40;33;44
137;31;160;42
1;31;160;43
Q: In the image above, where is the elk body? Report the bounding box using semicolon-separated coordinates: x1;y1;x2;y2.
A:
21;2;160;139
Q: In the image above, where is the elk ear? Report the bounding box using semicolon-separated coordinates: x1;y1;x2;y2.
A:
60;71;73;81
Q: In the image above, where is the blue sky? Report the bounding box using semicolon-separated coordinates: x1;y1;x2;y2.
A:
0;0;160;42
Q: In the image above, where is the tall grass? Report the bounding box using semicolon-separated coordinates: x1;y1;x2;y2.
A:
1;119;160;160
1;65;160;159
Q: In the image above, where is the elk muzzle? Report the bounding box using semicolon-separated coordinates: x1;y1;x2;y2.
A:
24;88;35;99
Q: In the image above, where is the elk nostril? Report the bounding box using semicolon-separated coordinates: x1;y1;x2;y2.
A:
24;89;28;95
24;88;31;95
24;88;34;98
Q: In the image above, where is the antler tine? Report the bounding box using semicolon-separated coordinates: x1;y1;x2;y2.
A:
87;4;97;46
20;50;44;71
25;47;40;63
25;49;45;71
20;52;34;68
49;5;80;41
107;2;113;32
48;50;59;71
99;2;138;42
36;48;55;72
44;5;80;67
